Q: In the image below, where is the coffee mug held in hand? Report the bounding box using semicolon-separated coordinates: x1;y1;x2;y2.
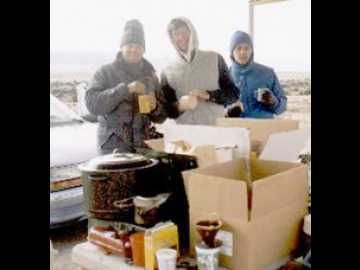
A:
138;94;154;114
255;88;270;102
179;95;198;111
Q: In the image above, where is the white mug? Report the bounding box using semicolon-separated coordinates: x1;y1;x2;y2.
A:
179;95;198;111
256;88;269;102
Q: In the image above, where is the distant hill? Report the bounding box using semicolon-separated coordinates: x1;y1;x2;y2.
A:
50;51;116;66
50;51;114;81
50;51;310;82
277;72;311;80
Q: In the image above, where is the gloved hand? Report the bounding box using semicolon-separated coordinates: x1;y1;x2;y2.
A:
225;101;244;118
127;81;146;94
261;90;279;107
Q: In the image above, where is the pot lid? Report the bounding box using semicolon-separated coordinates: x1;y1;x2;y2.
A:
80;149;156;171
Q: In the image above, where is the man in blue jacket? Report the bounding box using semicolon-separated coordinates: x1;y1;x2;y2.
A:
227;31;287;118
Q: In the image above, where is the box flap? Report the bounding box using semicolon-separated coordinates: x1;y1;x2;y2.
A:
188;173;248;221
251;160;308;220
259;128;311;162
216;118;299;153
144;139;164;151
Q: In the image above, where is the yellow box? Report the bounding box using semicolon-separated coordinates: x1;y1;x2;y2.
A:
144;222;179;270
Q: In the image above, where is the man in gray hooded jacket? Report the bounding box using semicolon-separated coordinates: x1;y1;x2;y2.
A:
85;20;167;155
161;17;239;126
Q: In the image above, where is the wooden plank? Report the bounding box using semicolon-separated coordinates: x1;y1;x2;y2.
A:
50;178;83;192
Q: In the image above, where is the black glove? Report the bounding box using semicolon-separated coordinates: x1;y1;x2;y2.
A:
261;90;278;107
226;103;243;118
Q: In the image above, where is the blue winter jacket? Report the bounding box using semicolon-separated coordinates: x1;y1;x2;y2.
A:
229;31;287;118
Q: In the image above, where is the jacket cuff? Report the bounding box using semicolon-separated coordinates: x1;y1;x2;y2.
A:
272;96;280;108
207;90;216;103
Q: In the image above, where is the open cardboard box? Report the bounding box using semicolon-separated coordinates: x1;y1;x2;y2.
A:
145;124;252;168
182;158;308;270
146;118;300;159
144;139;218;168
144;138;165;152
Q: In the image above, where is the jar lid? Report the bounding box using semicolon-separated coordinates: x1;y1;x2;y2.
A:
303;214;311;235
80;150;156;172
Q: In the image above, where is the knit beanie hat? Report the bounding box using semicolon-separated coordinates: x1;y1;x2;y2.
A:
229;31;254;64
120;19;145;47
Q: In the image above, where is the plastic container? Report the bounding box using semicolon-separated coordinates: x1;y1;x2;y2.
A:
130;232;145;267
156;248;177;270
196;240;222;270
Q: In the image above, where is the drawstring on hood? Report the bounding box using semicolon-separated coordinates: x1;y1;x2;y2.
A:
229;31;254;70
167;17;199;63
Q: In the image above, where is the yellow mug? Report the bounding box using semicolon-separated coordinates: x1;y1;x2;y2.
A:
138;95;152;114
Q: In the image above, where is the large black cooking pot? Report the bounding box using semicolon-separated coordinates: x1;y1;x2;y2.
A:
79;150;158;221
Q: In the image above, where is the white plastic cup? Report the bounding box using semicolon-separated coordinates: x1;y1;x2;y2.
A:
156;248;177;270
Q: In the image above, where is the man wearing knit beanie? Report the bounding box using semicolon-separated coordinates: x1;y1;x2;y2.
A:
227;31;287;118
119;19;146;64
85;19;166;154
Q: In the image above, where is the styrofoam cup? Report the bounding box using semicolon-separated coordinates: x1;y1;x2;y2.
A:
156;248;177;270
196;243;221;270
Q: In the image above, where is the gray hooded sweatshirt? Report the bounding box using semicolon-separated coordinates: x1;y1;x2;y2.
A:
161;17;238;126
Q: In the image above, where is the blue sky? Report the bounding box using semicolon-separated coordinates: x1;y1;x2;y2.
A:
50;0;311;71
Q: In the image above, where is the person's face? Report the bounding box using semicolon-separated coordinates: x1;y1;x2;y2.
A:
121;43;145;64
233;43;252;65
171;25;191;53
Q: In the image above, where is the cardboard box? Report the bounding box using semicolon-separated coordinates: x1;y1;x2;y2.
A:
145;138;165;152
146;119;299;158
144;139;224;168
182;158;308;270
216;118;299;154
